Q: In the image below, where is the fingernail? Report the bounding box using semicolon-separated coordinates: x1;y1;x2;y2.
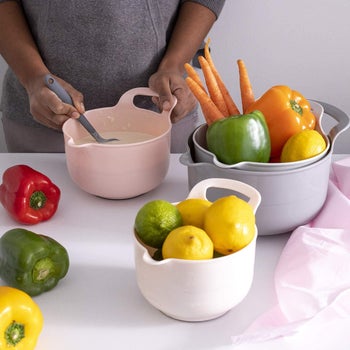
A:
163;101;171;110
71;111;80;119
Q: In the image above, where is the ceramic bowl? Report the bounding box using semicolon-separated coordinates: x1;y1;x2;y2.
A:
62;88;175;199
134;178;261;322
193;101;330;171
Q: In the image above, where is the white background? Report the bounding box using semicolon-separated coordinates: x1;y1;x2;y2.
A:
0;0;349;152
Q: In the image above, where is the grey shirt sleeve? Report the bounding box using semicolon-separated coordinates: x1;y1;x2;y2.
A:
182;0;226;18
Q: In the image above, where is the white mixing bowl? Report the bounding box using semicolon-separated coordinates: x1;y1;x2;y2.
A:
134;178;261;321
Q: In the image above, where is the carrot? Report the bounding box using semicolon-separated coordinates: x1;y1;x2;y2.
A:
237;59;255;113
184;63;205;91
204;37;212;59
198;55;229;117
204;39;240;115
185;77;225;125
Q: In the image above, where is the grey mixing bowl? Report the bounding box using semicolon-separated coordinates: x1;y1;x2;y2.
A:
193;101;328;171
180;101;349;235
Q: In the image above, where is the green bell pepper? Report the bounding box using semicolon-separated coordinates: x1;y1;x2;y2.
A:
206;110;271;165
0;228;69;296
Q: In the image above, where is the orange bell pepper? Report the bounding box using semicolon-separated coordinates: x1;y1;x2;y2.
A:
246;85;316;159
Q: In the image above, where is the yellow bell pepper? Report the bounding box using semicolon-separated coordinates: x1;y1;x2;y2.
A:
246;85;316;159
0;286;43;349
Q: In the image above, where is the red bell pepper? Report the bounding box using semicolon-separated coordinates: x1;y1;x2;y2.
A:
0;165;61;224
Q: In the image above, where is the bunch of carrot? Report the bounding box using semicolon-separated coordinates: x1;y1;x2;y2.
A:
185;39;255;125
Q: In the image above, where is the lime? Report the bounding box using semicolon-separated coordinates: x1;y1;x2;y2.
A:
204;195;255;255
162;225;214;260
280;129;326;162
134;200;182;248
176;198;212;229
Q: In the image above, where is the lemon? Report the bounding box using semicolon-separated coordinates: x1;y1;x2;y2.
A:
280;129;326;162
204;195;255;255
162;225;214;260
176;198;212;229
134;200;182;248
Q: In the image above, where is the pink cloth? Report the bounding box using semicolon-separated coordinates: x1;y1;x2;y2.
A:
231;157;350;346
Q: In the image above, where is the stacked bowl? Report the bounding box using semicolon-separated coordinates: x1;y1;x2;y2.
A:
180;101;350;235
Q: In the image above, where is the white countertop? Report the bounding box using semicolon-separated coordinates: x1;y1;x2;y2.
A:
0;153;348;350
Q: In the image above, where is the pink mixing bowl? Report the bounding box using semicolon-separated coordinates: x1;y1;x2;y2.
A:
62;88;175;199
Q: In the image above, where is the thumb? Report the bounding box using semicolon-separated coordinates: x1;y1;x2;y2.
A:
157;93;175;112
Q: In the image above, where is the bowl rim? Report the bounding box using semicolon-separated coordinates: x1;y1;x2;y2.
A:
63;123;172;149
62;87;175;148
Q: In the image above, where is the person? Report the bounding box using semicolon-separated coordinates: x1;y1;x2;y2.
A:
0;1;225;153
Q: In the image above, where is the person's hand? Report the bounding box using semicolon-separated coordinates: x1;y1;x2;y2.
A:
25;74;85;131
148;69;197;123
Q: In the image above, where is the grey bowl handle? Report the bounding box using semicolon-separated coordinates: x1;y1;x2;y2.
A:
311;100;350;146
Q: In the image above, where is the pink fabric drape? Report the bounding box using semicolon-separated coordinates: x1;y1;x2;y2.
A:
231;157;350;347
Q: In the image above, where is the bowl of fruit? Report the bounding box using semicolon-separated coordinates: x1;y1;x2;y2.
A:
133;178;261;322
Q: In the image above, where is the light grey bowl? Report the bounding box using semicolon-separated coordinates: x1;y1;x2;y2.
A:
193;101;329;171
180;101;349;235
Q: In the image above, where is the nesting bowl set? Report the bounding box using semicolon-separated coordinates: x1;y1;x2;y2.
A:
61;91;349;321
180;101;350;236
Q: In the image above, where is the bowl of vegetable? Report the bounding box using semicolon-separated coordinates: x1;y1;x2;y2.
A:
193;101;330;171
180;101;350;235
63;88;176;199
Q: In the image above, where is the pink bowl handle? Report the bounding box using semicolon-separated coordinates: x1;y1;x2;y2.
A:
117;87;177;117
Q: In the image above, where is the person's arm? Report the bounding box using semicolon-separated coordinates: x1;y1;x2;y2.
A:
0;1;48;88
0;1;83;129
148;1;222;123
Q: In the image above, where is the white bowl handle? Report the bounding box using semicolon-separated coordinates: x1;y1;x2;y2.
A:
186;178;261;214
